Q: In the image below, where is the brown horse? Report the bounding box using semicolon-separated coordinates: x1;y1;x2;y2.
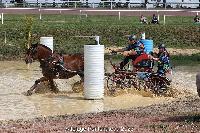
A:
25;43;84;95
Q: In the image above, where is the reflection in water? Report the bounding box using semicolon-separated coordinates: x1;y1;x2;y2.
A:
0;61;197;120
26;93;105;118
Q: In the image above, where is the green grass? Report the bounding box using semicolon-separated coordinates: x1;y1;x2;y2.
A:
104;53;200;67
1;14;197;26
0;14;199;59
171;53;200;66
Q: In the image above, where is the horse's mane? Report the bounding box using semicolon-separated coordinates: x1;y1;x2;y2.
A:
68;53;83;56
38;44;52;52
31;43;83;56
53;51;83;56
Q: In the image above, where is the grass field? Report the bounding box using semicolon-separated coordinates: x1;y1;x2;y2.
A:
1;14;197;25
0;14;199;59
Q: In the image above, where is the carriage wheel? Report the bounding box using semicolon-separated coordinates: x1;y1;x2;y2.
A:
150;76;169;95
121;75;133;89
124;74;139;90
138;80;149;91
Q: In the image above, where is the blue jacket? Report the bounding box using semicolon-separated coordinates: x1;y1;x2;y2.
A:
158;52;170;68
123;41;145;55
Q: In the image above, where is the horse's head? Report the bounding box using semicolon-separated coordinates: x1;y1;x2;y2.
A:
25;43;39;64
25;43;52;64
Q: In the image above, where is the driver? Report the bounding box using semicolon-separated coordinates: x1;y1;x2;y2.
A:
112;34;145;70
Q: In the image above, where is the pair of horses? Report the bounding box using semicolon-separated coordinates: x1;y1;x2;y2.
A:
25;43;84;96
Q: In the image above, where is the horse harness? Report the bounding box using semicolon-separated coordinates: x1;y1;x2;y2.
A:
46;55;81;78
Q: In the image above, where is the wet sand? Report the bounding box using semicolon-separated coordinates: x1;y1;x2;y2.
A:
0;60;198;121
0;60;199;132
0;61;178;121
0;61;177;120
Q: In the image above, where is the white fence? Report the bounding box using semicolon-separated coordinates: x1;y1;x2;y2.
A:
0;1;200;9
0;8;199;24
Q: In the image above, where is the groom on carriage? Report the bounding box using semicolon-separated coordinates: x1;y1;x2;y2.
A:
150;44;171;76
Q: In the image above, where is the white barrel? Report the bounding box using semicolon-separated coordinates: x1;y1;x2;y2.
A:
84;45;104;99
40;37;53;52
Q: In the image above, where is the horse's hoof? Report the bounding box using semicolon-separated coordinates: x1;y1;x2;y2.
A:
26;90;33;96
52;89;59;94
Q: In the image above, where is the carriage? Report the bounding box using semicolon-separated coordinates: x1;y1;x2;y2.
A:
105;52;172;95
25;43;172;96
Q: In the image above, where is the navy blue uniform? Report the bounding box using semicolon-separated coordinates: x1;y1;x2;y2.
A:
157;52;170;75
120;41;145;69
152;15;159;24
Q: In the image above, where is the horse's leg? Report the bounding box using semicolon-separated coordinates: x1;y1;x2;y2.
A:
72;72;84;93
78;71;84;83
26;77;48;96
49;79;59;93
77;72;84;87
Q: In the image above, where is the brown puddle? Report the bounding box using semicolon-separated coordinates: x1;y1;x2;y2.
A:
0;61;197;120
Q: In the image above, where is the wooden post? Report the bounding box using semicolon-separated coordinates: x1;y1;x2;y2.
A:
39;9;42;20
164;15;165;25
1;13;3;24
157;10;159;21
4;31;6;43
118;11;120;20
79;10;82;19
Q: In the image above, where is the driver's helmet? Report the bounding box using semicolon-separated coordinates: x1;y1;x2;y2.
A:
158;44;166;49
128;34;137;41
139;42;145;50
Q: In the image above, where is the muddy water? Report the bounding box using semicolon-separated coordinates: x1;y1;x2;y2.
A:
0;61;198;120
171;65;199;95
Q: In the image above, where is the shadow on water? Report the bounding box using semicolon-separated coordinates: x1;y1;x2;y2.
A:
43;93;85;101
